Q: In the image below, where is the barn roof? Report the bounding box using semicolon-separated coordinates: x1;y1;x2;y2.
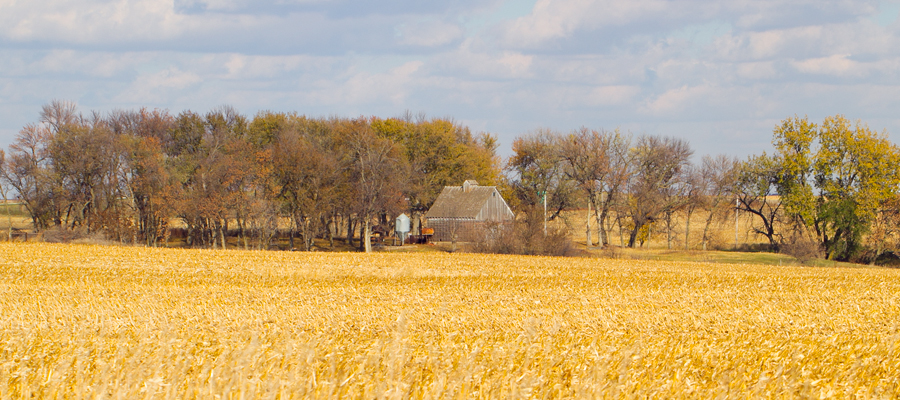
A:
425;184;500;219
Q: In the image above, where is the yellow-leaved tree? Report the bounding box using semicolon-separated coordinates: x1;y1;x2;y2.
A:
773;114;900;261
814;116;900;260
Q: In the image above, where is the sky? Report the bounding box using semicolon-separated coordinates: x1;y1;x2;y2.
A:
2;0;900;160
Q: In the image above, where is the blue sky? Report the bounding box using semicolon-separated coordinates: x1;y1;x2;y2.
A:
2;0;900;159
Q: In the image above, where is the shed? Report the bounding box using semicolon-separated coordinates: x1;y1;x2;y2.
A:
424;180;515;242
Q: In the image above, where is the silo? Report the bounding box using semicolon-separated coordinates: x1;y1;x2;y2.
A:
395;214;411;245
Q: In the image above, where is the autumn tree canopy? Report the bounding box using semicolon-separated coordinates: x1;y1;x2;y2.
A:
3;103;900;262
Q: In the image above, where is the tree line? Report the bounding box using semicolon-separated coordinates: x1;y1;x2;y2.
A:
507;116;900;262
0;101;497;252
2;102;899;261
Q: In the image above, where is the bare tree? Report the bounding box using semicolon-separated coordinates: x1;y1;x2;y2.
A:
342;119;407;253
698;155;739;250
40;100;78;134
559;128;606;247
625;135;693;248
558;128;632;248
2;124;56;230
734;154;784;249
48;115;122;232
677;164;702;250
592;131;631;247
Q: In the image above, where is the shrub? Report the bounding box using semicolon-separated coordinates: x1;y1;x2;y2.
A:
41;227;111;245
780;234;823;264
472;206;579;257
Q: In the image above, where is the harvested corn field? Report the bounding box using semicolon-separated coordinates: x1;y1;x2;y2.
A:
1;243;899;398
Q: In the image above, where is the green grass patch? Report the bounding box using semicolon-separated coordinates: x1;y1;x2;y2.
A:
593;247;868;268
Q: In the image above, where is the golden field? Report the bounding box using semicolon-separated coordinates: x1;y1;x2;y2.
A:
0;243;898;399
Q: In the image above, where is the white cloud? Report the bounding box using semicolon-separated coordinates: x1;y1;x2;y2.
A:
735;61;779;80
588;85;640;106
396;20;464;47
791;54;862;76
4;0;900;161
114;67;201;104
309;61;425;106
0;0;185;43
499;0;671;47
642;85;710;115
219;54;324;79
149;68;201;89
433;44;535;79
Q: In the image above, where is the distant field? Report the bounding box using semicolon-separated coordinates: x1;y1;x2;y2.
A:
0;202;31;234
558;208;772;251
1;243;898;398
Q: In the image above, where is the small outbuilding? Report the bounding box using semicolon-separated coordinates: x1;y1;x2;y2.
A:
424;180;515;242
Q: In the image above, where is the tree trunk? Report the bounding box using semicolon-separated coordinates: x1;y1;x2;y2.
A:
684;209;692;250
665;211;673;250
304;217;312;251
289;219;295;250
585;196;592;248
219;220;226;249
358;219;365;251
209;219;217;249
617;216;625;247
236;212;246;250
327;214;335;248
594;207;612;247
347;216;354;247
364;216;373;253
186;222;194;247
595;205;606;248
701;210;715;251
628;223;640;248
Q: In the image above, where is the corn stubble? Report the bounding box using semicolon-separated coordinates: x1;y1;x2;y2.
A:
0;243;898;399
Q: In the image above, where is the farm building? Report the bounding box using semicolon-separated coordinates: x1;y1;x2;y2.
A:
424;180;515;242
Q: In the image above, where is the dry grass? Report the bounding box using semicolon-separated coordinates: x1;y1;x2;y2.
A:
1;242;899;398
561;208;773;251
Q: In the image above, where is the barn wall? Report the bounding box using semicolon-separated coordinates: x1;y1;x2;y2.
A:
427;218;472;242
475;189;515;222
427;218;514;242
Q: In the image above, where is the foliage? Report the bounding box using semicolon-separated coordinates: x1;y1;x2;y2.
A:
5;103;900;261
371;116;498;213
506;129;577;219
772;115;900;261
772;116;817;228
1;103;503;252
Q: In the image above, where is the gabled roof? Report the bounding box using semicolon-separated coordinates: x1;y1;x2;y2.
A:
425;185;499;219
